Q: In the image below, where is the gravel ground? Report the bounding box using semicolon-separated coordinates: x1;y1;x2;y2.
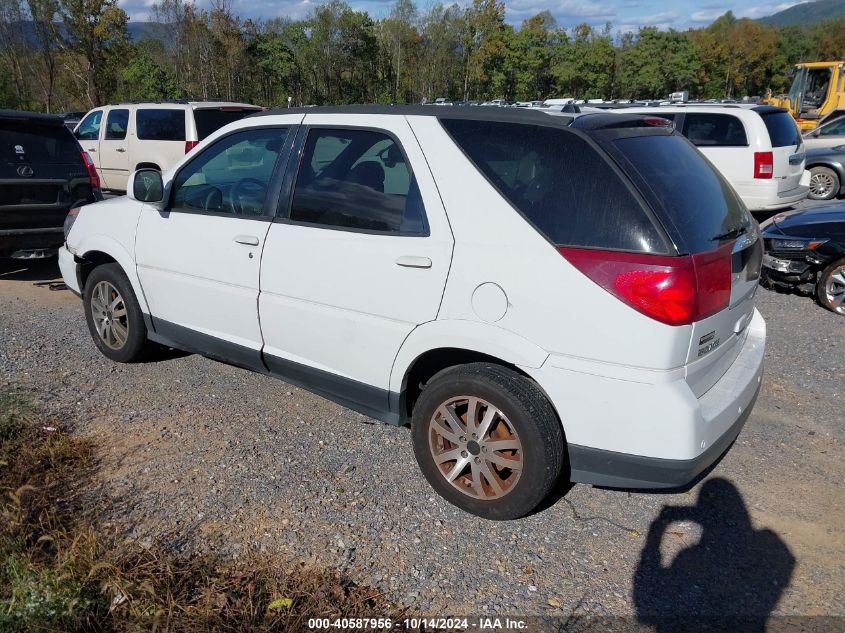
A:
0;247;842;622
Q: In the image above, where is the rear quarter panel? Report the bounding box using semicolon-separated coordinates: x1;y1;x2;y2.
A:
407;115;692;371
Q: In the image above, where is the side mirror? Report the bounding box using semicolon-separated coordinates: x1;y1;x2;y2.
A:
128;169;165;208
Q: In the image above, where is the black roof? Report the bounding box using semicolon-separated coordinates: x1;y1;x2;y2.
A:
248;104;675;136
0;109;65;125
249;104;576;127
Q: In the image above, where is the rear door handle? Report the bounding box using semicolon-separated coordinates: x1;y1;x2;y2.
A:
86;147;96;152
233;235;260;246
395;255;432;269
115;148;126;153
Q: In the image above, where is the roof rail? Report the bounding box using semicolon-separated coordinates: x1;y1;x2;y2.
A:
107;99;190;106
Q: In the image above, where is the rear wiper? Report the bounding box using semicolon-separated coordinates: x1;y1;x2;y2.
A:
711;226;746;242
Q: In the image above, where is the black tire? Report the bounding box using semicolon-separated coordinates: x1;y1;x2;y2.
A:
808;166;839;201
411;363;564;520
816;258;845;315
83;263;151;362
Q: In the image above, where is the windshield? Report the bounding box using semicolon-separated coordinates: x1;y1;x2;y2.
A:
787;67;805;111
1;122;81;165
611;134;752;253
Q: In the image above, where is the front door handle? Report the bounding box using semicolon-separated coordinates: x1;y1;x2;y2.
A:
395;255;432;269
115;148;126;153
233;235;259;246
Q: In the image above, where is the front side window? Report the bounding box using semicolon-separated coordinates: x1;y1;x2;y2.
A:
171;127;287;217
105;109;129;140
137;109;186;141
289;128;428;235
76;110;102;141
682;113;748;147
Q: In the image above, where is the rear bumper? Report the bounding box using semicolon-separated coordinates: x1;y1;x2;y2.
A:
0;227;64;257
736;175;809;211
526;309;766;489
566;385;758;489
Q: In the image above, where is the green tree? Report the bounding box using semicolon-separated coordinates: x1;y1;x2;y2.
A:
119;52;179;101
60;0;130;106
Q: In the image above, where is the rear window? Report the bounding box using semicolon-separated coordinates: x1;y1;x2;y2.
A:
137;109;186;141
440;119;667;253
682;113;748;147
760;111;801;148
0;122;80;164
612;134;752;253
194;108;260;140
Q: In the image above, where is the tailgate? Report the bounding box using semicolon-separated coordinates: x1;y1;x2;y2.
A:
685;230;763;397
760;110;805;193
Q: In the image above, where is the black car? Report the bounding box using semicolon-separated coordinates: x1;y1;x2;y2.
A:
760;204;845;314
806;144;845;201
0;109;100;259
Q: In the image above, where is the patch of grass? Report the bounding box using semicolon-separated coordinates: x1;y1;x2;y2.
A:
0;392;397;632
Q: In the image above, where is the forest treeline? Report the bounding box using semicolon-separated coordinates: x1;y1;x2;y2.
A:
0;0;843;112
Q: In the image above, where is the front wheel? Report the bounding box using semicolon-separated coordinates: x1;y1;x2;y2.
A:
83;263;152;362
808;166;839;201
411;363;564;520
816;258;845;315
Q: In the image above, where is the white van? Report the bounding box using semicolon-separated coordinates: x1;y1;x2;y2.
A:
623;105;809;211
74;101;262;192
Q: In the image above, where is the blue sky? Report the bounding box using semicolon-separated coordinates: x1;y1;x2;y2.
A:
120;0;807;31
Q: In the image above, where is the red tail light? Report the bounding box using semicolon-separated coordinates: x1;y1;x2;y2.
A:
185;140;199;154
80;151;100;189
753;151;773;179
559;246;732;326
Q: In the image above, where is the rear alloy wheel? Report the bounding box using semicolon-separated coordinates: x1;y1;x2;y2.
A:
817;258;845;315
808;166;839;201
83;263;151;362
411;363;564;520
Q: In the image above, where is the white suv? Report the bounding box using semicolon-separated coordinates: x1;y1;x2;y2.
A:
73;101;262;192
59;107;766;519
622;105;809;211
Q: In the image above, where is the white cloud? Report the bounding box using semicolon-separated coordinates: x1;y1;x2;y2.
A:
736;1;808;19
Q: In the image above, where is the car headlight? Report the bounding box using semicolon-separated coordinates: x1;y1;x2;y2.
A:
770;238;827;250
63;207;81;240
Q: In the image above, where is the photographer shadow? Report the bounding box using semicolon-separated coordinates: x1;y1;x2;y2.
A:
633;478;795;632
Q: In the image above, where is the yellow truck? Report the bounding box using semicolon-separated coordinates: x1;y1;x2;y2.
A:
766;61;845;131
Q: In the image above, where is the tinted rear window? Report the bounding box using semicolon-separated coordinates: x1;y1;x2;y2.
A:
612;134;752;253
682;113;748;147
0;122;80;164
137;109;186;141
760;111;801;148
194;108;260;140
441;119;667;253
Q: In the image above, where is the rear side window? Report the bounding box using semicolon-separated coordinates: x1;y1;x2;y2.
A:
289;128;427;235
194;108;260;140
682;113;747;147
760;111;801;148
612;134;751;253
137;109;186;141
105;109;128;140
440;119;666;253
1;122;81;164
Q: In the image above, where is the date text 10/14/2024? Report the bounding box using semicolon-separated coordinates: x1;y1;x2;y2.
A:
307;617;529;630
